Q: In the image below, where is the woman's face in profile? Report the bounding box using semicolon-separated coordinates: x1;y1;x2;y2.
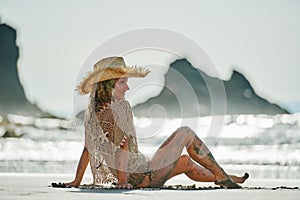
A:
113;77;129;100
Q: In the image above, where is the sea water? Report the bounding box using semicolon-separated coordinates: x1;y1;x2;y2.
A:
0;113;299;179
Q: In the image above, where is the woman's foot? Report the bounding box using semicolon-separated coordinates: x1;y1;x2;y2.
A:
241;172;249;183
230;172;250;184
215;172;249;188
215;178;241;189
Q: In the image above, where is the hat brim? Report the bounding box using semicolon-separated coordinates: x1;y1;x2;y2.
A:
77;66;150;94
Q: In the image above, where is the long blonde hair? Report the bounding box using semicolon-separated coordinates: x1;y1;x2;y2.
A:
92;79;117;112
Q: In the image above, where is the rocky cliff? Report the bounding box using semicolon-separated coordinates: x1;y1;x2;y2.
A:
0;23;50;117
133;59;289;118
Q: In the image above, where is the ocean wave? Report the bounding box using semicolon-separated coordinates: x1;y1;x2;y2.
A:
0;113;299;178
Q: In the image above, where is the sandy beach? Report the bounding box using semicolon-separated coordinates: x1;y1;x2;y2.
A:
0;173;299;200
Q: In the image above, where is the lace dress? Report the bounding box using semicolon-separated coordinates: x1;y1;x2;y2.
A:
84;100;150;187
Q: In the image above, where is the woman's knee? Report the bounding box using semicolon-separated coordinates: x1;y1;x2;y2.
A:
176;126;191;133
175;126;196;138
178;155;194;171
180;155;191;164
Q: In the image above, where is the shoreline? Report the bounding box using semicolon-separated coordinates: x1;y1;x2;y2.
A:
0;173;299;200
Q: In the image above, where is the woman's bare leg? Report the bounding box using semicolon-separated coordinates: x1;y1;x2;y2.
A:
142;126;242;188
169;155;249;183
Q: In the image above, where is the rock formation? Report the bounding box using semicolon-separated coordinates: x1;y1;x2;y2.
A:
0;23;50;117
133;59;289;118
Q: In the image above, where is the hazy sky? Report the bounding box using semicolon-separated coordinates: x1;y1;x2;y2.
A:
1;0;300;118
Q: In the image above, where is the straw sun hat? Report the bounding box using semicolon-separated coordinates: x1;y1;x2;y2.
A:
77;56;150;94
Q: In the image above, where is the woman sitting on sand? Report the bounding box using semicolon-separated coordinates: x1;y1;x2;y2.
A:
64;57;248;189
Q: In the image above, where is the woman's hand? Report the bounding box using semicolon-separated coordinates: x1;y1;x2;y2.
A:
115;182;133;189
64;180;80;187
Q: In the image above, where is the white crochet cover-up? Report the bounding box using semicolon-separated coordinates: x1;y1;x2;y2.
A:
84;100;150;186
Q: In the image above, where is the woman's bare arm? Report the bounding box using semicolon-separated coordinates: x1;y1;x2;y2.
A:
64;147;89;186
